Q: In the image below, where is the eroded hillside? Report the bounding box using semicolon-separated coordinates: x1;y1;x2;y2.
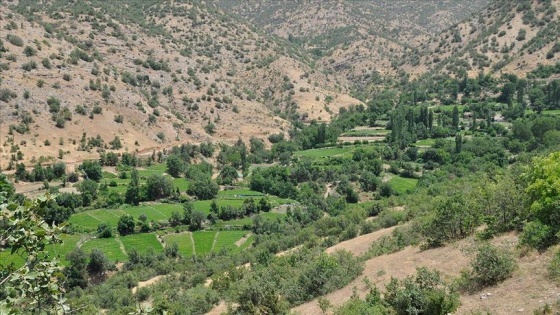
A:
0;0;361;169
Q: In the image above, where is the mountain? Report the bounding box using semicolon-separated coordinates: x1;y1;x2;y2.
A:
213;0;492;84
0;0;361;169
399;0;560;78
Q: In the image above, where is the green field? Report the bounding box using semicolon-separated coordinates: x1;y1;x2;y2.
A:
162;230;250;257
435;105;466;112
543;109;560;115
80;237;128;262
341;129;390;137
294;146;355;158
389;176;418;194
162;233;194;257
192;231;217;255
215;212;284;228
212;230;248;253
120;233;163;255
218;189;265;198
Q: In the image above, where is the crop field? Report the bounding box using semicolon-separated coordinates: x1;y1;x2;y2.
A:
389;176;418;194
120;233;163;255
341;129;390;137
435;104;466;112
543;109;560;115
162;230;250;256
45;234;84;265
218;189;265;198
137;164;168;178
215;212;284;228
193;199;245;215
162;233;194;257
69;209;126;230
212;230;248;253
294;146;355;158
192;231;217;255
80;237;128;262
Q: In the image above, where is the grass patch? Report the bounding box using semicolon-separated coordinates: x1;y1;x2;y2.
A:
192;231;216;255
435;104;466;112
212;230;248;253
388;176;418;195
218;189;265;198
543;109;560;115
81;237;127;262
294;146;354;158
162;233;194;257
341;129;390;137
121;233;163;255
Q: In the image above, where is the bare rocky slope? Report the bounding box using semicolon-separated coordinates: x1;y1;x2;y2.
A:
0;0;361;169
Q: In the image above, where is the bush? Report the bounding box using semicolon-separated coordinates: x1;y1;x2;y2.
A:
7;34;24;47
23;46;37;57
117;214;135;236
97;223;112;238
550;249;560;282
0;88;17;102
458;243;516;291
385;267;460;315
520;221;555;250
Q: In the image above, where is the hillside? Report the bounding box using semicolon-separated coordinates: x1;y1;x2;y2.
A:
0;0;361;170
213;0;492;84
400;0;560;78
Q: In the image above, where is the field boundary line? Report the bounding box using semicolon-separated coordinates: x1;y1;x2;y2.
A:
148;206;167;218
190;232;196;256
211;231;220;252
115;236;127;256
86;212;103;222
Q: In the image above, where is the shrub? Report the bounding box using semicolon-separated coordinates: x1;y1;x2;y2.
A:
21;61;37;71
117;214;135;236
0;88;17;102
23;46;37;57
7;34;24;47
97;223;112;238
385;267;460;315
520;220;555;250
458;243;516;292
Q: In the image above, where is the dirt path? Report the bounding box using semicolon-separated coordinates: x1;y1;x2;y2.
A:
205;301;229;315
115;236;127;256
131;275;166;294
325;225;398;256
211;232;220;252
234;233;252;247
190;232;196;256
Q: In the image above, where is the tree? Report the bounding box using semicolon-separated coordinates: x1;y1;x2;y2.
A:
145;174;174;200
169;211;182;227
452;106;459;129
80;160;103;181
0;173;15;203
166;154;185;178
187;176;219;200
385;267;460;315
125;169;141;206
522;152;560;248
189;210;205;231
65;248;88;289
77;179;98;206
87;249;109;280
423;194;479;247
97;223;112;238
182;200;194;224
117;214;135;236
1;196;68;313
218;165;238;185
